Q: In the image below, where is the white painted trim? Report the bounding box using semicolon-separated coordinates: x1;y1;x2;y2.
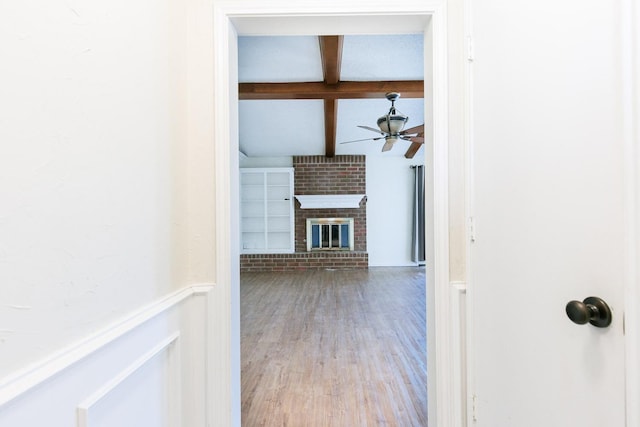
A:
211;2;452;427
462;0;476;425
294;194;364;209
76;332;181;427
0;284;213;408
450;282;467;427
427;4;455;427
622;0;640;424
211;6;235;426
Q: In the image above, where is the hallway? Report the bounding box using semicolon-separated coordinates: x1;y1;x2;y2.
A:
241;267;427;426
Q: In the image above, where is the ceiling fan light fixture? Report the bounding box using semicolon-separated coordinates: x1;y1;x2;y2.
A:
377;114;408;134
377;92;408;135
346;92;424;155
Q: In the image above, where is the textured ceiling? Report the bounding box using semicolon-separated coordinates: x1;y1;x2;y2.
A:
238;34;425;158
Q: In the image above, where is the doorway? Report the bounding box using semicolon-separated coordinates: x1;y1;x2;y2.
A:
236;32;429;423
207;3;454;426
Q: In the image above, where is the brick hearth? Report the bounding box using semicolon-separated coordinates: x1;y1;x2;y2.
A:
240;252;368;272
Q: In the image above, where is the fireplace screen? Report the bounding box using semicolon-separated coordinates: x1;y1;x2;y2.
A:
306;218;354;251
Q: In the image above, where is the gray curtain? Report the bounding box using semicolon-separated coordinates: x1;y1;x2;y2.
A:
411;165;426;264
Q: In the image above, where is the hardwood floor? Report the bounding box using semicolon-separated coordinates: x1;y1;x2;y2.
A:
241;267;427;426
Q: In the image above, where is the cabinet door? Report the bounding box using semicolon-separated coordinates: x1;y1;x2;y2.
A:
265;171;293;251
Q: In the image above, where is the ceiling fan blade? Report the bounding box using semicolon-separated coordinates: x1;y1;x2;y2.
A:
357;125;385;135
381;140;395;152
400;134;424;143
401;124;424;135
405;142;423;159
340;136;384;144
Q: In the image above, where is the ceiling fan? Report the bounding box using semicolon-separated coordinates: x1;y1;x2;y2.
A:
340;92;425;152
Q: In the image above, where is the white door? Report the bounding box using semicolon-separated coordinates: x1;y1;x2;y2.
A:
470;0;627;425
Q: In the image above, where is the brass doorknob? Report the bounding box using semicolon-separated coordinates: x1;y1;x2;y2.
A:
565;296;612;328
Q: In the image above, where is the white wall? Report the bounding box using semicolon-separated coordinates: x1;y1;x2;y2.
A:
0;0;192;410
366;155;425;266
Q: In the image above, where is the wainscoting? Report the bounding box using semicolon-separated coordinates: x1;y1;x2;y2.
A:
0;285;212;427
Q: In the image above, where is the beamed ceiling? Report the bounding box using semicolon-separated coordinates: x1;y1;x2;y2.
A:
238;34;425;159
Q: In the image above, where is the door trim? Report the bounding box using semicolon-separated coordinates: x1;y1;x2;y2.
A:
622;0;640;424
205;1;456;425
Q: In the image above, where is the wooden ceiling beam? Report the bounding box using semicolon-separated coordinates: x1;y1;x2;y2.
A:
238;80;424;100
324;99;337;157
319;36;343;85
319;36;343;157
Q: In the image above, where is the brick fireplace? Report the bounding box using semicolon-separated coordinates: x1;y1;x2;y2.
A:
240;155;368;272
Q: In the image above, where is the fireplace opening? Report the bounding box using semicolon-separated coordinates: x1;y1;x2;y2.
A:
306;218;354;251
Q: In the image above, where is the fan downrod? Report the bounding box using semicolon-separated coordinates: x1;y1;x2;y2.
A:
385;92;401;104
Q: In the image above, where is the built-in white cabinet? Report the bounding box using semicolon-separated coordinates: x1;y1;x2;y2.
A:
240;168;294;254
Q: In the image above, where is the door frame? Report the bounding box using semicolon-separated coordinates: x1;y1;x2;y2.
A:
202;1;459;425
622;0;640;424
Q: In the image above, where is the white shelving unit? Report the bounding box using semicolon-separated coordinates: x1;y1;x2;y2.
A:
240;168;294;254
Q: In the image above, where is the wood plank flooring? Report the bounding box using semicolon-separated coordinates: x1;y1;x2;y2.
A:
241;267;427;426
